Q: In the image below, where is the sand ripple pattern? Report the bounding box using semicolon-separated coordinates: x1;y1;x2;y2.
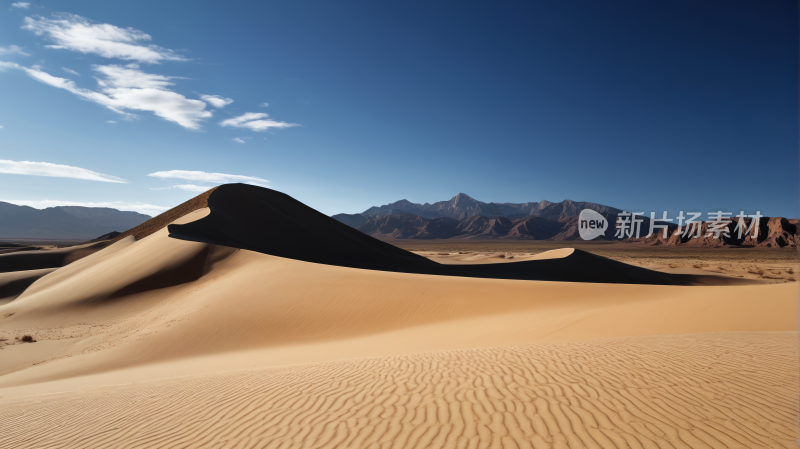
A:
1;332;797;448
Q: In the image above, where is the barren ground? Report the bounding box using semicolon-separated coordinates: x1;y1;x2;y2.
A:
385;239;800;283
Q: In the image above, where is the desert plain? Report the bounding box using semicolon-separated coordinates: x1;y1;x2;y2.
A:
0;187;797;448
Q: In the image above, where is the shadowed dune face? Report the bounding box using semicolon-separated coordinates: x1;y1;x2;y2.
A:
0;268;57;304
169;184;436;271
0;241;112;274
170;184;758;286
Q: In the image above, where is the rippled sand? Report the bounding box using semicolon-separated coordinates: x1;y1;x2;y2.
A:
1;332;796;448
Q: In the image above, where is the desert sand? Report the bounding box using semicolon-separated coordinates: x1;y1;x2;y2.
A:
0;187;797;448
392;241;799;284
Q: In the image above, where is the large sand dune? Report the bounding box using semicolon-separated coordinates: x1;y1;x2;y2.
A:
169;185;757;285
0;185;796;447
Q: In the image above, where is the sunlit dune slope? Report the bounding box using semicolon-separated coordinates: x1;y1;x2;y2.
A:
0;207;795;389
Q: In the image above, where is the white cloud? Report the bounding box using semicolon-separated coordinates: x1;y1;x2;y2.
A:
22;13;186;64
11;2;30;9
201;94;233;108
232;137;245;144
61;66;79;75
0;159;128;183
0;62;212;129
151;184;210;193
107;120;116;124
148;170;268;186
174;184;210;192
2;199;167;216
94;64;176;88
220;112;298;132
0;125;4;129
0;159;128;182
260;102;269;107
0;45;29;56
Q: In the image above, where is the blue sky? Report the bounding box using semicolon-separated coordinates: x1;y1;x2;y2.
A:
0;0;797;218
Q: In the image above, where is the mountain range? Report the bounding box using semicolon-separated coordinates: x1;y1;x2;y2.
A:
332;193;623;240
0;202;151;240
333;193;799;246
358;193;620;221
2;190;796;247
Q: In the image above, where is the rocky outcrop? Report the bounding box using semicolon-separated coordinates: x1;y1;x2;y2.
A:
626;217;798;247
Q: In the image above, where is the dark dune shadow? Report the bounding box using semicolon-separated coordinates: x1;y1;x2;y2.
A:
168;184;759;286
0;268;57;304
0;241;112;274
101;245;238;303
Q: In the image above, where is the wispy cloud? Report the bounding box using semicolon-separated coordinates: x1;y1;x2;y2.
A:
22;13;186;63
0;159;128;183
11;2;30;9
151;184;210;193
232;137;245;144
220;112;298;132
148;170;268;186
201;94;233;108
0;45;29;56
1;199;167;216
259;102;269;107
0;62;212;129
62;66;79;75
107;120;116;124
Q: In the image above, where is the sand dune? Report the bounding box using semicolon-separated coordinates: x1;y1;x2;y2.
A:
0;332;796;448
0;185;797;447
428;248;576;263
169;185;755;286
0;208;794;385
0;268;56;304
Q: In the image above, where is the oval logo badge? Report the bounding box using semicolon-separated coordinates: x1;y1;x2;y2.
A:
578;209;608;240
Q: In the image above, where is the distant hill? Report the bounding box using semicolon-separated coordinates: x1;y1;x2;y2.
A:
333;193;622;240
355;193;621;221
351;211;584;240
0;202;151;239
330;213;369;228
623;216;799;248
